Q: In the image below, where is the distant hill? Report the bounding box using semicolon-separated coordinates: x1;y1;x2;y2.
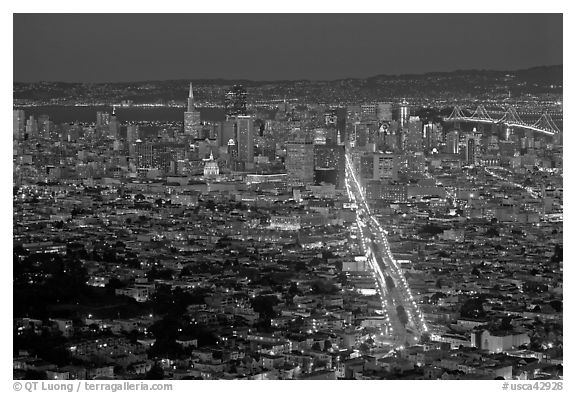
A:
13;65;563;86
13;65;562;105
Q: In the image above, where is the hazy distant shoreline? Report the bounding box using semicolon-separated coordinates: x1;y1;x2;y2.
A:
12;106;226;124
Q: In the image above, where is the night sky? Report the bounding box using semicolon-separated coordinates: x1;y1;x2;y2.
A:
13;13;562;82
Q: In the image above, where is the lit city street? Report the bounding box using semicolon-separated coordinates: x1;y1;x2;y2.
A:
345;153;428;347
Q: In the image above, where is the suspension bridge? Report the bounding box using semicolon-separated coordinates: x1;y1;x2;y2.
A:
443;105;561;136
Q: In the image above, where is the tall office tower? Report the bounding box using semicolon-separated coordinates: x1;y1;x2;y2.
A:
126;124;139;143
184;83;202;137
398;103;411;128
314;144;346;188
25;116;38;139
285;139;314;186
226;139;237;156
423;123;433;151
465;134;477;165
13;109;25;139
108;109;120;139
224;85;247;117
446;130;460;154
236;115;254;164
376;102;393;122
424;122;443;152
336;107;347;142
38;115;51;139
186;82;195;112
432;123;443;149
405;116;423;152
395;128;404;152
227;138;239;168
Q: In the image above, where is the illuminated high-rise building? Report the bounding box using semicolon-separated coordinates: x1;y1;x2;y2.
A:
224;85;247;117
423;122;442;152
398;103;410;128
227;138;240;170
285;139;314;186
314;144;345;188
13;109;25;139
25;116;38;139
446;130;460;154
108;108;120;139
236;115;254;164
465;134;477;165
405;116;423;152
38;115;52;139
184;83;201;137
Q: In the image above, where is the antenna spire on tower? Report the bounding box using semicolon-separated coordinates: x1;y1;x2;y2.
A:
187;83;195;112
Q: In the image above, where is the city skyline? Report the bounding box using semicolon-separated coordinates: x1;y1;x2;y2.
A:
12;11;563;383
14;13;562;83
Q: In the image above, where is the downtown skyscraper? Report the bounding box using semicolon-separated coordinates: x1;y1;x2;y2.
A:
224;85;247;117
236;115;254;166
13;109;25;140
184;83;201;137
285;138;314;186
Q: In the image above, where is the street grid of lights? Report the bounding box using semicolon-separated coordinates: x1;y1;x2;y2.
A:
344;153;429;348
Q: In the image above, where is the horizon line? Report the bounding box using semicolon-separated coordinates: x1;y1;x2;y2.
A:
13;64;563;85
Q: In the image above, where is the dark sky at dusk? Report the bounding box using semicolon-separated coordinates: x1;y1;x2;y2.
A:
13;13;563;82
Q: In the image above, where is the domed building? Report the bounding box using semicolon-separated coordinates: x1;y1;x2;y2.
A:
203;151;219;177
